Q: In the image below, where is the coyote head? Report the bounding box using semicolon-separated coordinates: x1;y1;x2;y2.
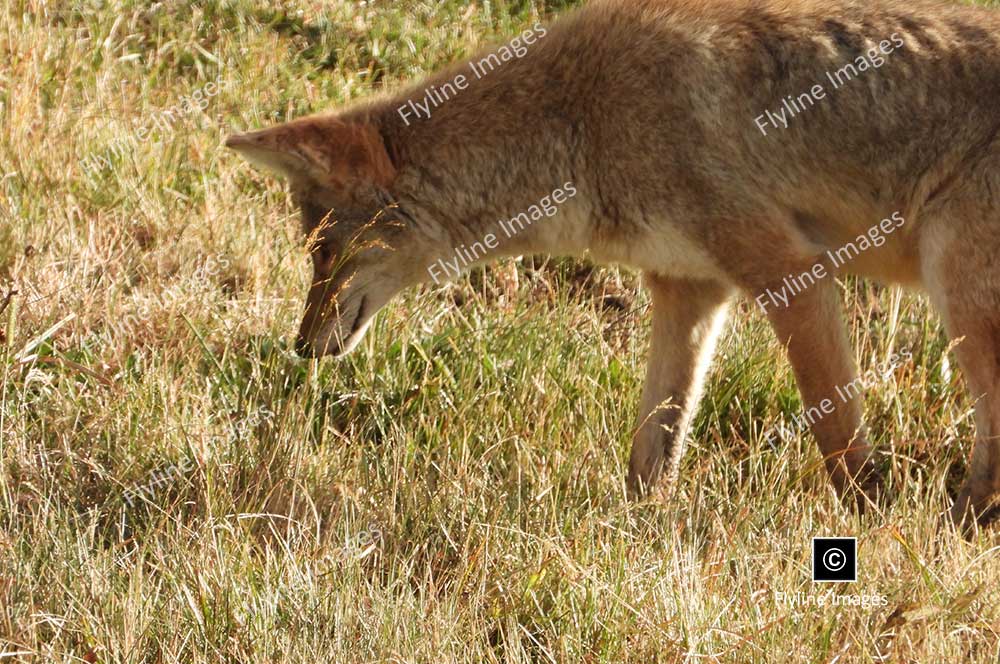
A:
226;114;433;358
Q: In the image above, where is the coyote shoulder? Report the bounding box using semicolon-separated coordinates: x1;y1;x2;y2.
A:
228;0;1000;532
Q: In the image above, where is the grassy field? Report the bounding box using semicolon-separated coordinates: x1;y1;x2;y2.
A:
1;0;999;661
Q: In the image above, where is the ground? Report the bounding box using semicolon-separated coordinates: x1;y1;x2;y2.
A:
0;0;998;661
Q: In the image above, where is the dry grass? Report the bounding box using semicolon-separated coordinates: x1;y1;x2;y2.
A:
1;0;998;661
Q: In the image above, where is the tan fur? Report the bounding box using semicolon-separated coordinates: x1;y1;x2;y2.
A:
228;0;1000;532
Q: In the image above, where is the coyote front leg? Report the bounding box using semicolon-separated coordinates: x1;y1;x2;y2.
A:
627;274;731;497
764;280;884;511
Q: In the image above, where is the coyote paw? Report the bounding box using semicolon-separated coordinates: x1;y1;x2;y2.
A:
950;487;1000;537
841;463;891;515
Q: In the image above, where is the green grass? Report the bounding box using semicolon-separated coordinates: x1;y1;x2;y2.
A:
1;0;998;661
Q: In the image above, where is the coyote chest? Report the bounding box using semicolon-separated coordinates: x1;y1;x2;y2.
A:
588;221;725;282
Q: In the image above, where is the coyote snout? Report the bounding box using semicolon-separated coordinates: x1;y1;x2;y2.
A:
291;200;432;359
293;234;410;358
293;257;371;358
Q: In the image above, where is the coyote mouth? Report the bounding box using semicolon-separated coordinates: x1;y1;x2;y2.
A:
349;295;368;337
326;295;368;357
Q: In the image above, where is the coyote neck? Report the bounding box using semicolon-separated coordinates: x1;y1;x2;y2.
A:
359;47;588;262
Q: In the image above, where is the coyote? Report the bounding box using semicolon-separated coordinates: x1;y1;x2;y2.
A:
227;0;1000;532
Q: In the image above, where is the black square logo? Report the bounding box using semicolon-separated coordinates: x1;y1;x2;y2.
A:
812;537;857;583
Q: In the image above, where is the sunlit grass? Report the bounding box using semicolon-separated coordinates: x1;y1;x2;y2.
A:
0;0;997;661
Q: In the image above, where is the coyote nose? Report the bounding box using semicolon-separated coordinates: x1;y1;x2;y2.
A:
294;336;314;358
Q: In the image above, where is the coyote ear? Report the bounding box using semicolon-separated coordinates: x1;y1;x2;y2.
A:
225;116;396;190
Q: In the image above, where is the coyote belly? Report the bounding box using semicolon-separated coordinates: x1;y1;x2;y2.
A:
228;0;1000;533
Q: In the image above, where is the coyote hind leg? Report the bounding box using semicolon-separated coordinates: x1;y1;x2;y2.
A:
921;210;1000;533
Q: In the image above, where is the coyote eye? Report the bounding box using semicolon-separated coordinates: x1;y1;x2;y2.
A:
312;243;334;267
